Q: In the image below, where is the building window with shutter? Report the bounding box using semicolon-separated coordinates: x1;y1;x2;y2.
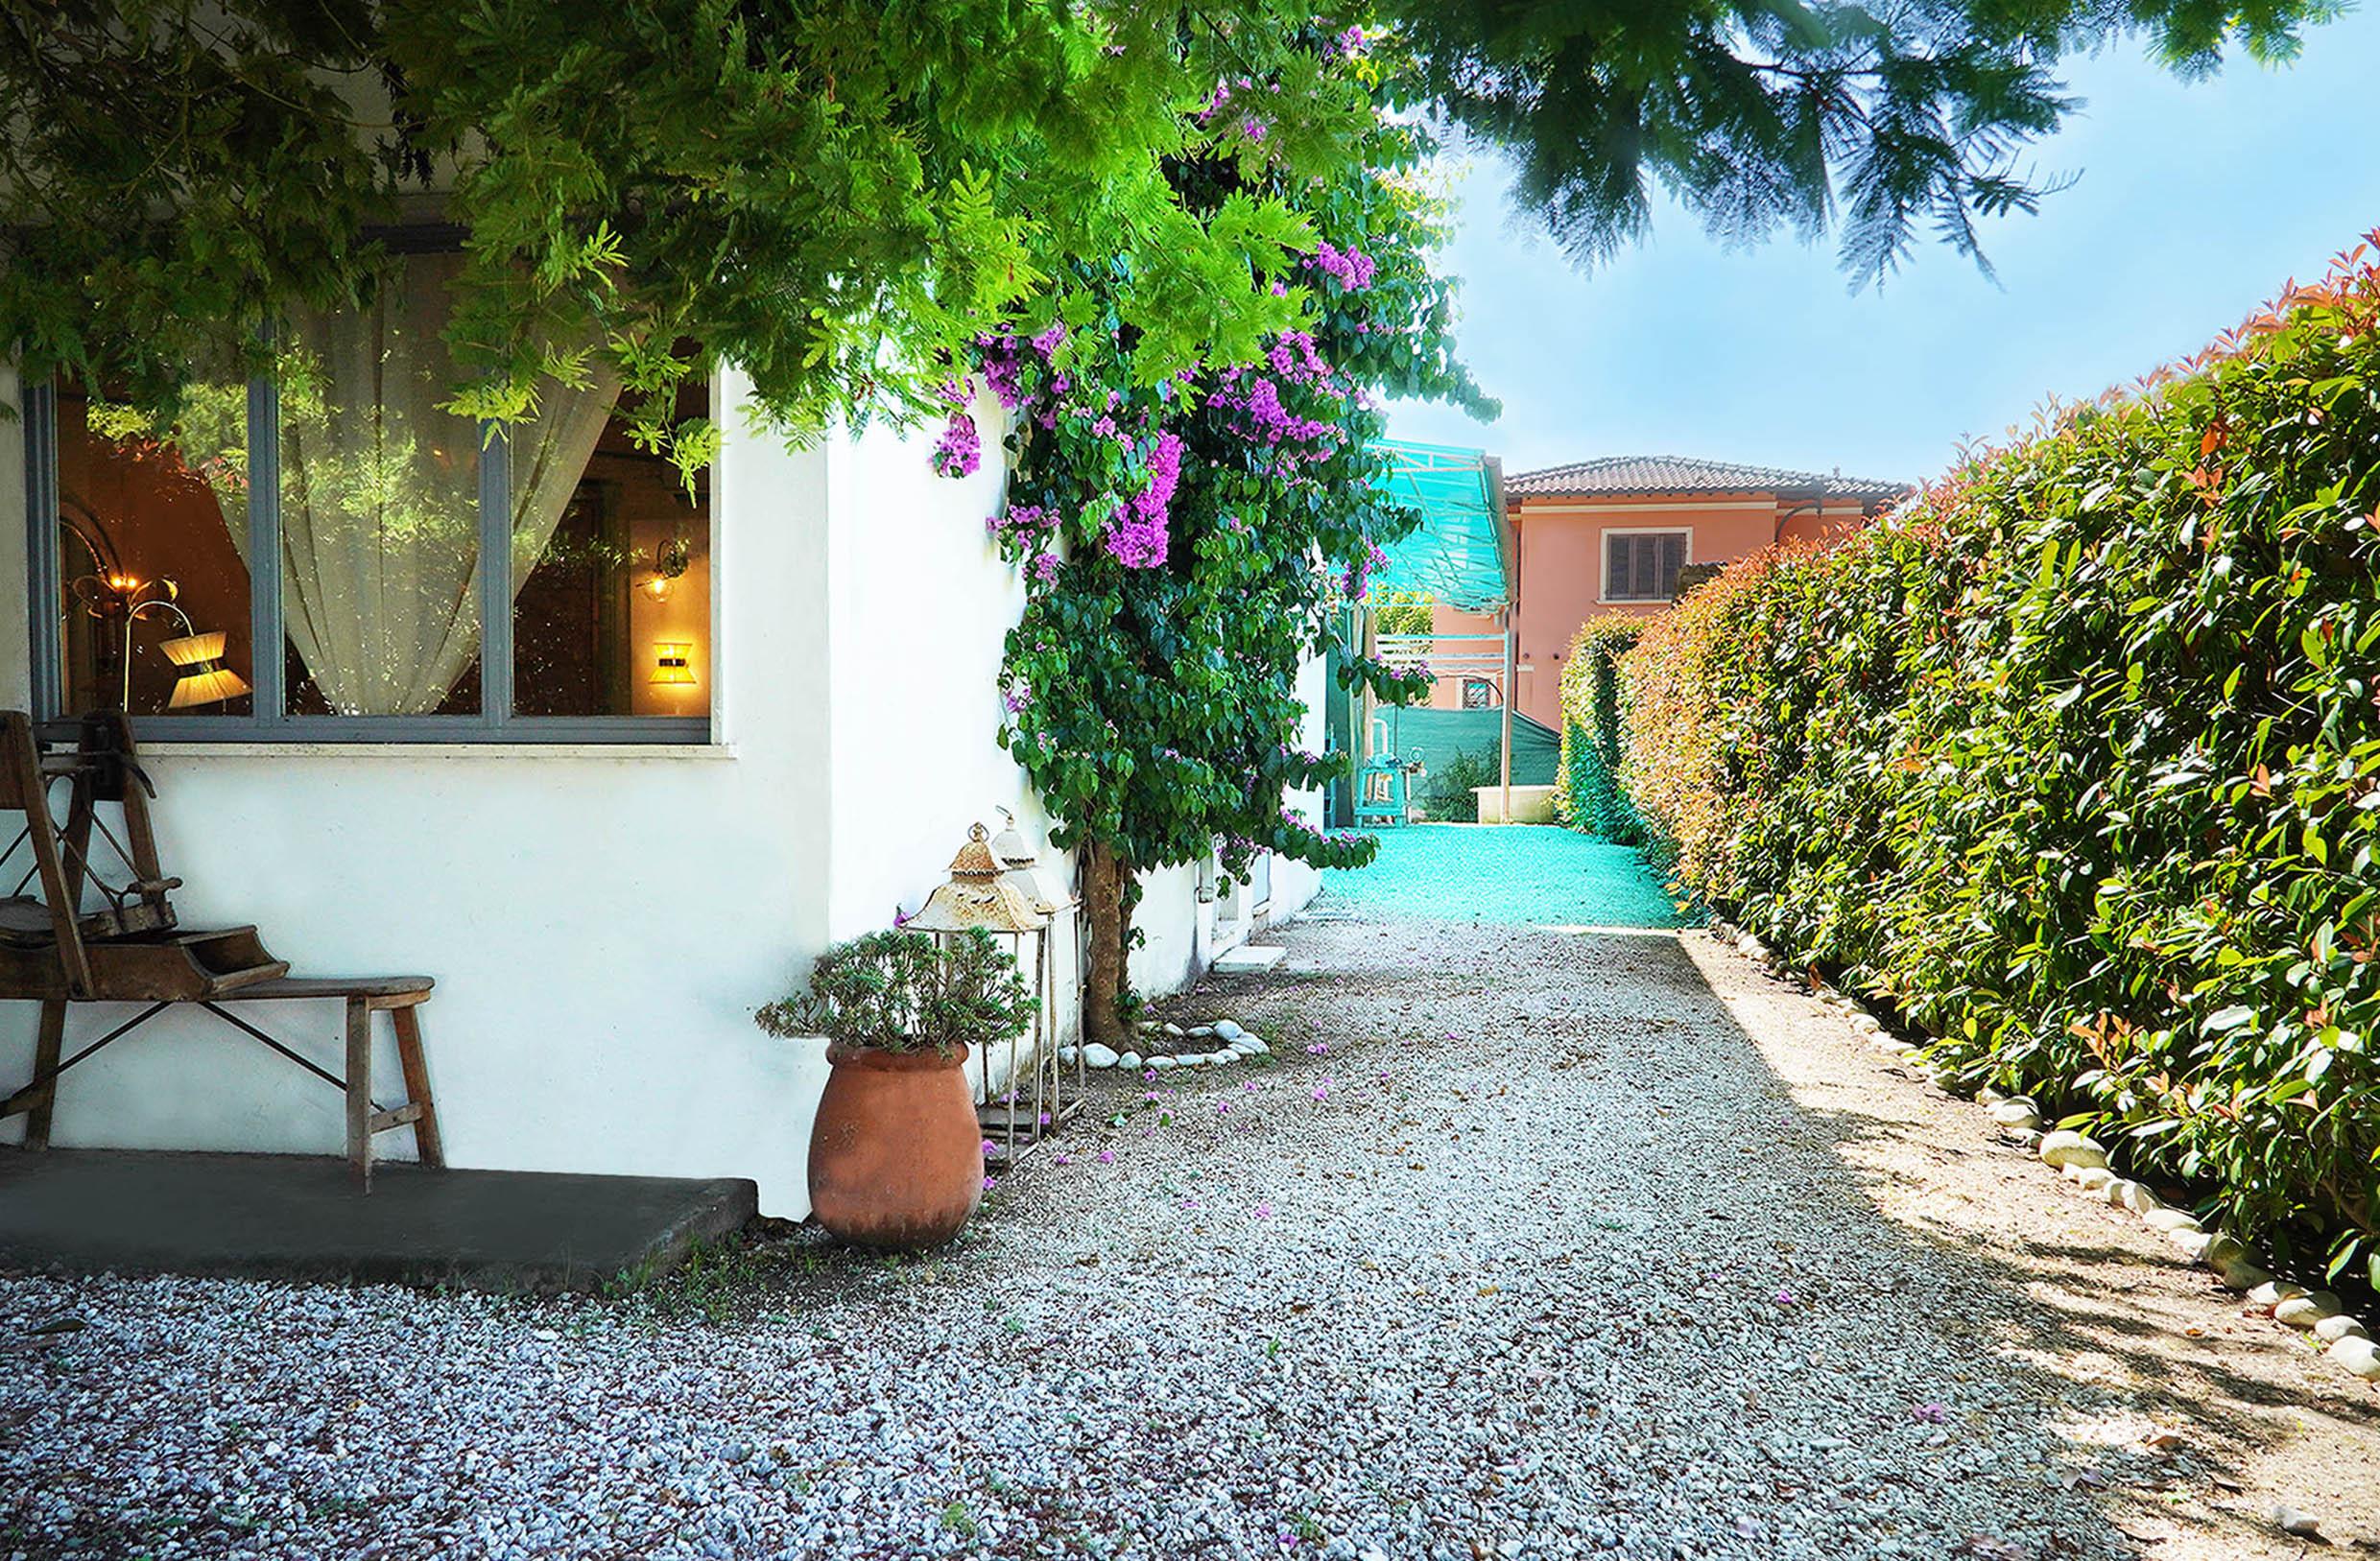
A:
1604;530;1689;603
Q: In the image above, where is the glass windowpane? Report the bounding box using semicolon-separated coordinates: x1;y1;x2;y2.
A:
52;376;255;718
513;379;711;718
278;253;482;716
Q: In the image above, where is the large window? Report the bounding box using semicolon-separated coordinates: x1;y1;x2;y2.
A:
26;252;711;741
1604;530;1688;603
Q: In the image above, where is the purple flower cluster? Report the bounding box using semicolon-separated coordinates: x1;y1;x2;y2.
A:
1102;429;1184;570
972;319;1071;413
980;348;1026;411
1103;509;1169;569
1217;375;1338;447
933;412;981;479
1310;240;1376;291
987;501;1055;538
1031;552;1061;585
1140;431;1184;518
1340;540;1386;600
1267;331;1332;385
1003;679;1034;714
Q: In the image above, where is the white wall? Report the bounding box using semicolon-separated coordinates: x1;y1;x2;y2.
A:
821;400;1058;938
820;397;1083;1058
1265;646;1335;925
0;372;1317;1214
1;369;843;1214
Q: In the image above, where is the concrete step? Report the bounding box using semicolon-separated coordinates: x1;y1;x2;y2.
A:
0;1147;755;1292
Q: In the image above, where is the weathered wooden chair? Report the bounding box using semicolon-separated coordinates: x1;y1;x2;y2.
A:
0;711;441;1186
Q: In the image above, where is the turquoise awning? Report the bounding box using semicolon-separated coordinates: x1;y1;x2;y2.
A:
1369;440;1511;613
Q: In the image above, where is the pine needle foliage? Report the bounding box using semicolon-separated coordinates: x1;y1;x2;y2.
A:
1383;0;2339;282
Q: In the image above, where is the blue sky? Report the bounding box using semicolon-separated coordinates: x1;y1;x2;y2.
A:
1388;10;2380;485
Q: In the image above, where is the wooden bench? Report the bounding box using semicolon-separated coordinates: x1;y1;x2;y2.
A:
2;708;444;1190
7;975;443;1188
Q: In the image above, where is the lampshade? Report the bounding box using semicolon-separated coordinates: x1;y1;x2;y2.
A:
906;823;1046;934
157;631;251;708
158;629;224;668
652;641;697;687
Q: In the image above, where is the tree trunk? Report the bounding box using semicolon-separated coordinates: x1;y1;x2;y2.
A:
1082;839;1132;1045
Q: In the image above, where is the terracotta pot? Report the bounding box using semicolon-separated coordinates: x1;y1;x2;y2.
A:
808;1041;983;1249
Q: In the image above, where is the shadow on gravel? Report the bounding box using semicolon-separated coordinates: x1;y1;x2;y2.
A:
1210;917;2377;1556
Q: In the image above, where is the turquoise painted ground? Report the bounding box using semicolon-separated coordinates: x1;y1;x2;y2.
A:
1321;823;1694;928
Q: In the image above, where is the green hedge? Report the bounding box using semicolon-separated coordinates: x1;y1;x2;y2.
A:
1553;616;1643;841
1620;245;2380;1282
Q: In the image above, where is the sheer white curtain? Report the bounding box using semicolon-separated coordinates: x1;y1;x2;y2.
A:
509;361;621;591
266;253;618;715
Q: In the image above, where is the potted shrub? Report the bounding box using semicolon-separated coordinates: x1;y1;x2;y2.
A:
757;928;1035;1249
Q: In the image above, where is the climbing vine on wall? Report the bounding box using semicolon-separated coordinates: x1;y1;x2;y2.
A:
940;24;1489;1038
1553;615;1645;842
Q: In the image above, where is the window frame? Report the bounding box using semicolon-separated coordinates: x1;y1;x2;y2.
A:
1600;526;1691;604
21;373;715;746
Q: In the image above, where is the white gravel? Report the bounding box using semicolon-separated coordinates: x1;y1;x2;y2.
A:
0;907;2349;1559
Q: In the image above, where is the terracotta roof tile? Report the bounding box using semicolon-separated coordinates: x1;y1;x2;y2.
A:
1506;455;1910;504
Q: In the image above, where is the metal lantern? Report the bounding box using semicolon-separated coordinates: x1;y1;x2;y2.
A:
907;822;1058;1163
989;808;1072;916
988;809;1084;1129
907;822;1043;936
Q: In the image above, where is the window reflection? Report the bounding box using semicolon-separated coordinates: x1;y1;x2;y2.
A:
54;380;254;718
513;379;710;718
43;258;713;732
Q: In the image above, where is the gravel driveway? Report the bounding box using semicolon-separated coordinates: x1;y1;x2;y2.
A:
6;899;2377;1560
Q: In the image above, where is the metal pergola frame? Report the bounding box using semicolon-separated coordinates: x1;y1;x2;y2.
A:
1367;441;1520;820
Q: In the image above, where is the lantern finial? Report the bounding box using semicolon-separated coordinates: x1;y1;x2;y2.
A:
908;821;1046;933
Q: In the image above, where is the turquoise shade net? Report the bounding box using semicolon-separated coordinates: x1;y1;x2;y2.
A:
1368;441;1510;612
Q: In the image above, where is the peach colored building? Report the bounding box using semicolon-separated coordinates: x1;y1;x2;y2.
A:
1430;456;1908;731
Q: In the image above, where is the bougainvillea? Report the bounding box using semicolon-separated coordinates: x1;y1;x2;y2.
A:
1619;235;2380;1282
942;23;1484;1039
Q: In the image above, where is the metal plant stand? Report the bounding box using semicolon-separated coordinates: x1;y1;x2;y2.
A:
905;819;1082;1168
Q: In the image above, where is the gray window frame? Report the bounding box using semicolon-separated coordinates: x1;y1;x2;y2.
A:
20;376;712;745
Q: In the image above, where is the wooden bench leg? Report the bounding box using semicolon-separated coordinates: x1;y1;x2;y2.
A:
26;1000;64;1151
345;996;371;1190
391;1005;443;1169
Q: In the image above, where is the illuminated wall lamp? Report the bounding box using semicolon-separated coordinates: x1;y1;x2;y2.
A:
652;640;698;688
644;534;692;601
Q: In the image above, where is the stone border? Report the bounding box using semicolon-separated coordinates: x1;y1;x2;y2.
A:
1059;1018;1273;1074
1720;924;2380;1387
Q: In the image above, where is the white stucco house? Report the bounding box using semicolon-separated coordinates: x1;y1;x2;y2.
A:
0;260;1324;1216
